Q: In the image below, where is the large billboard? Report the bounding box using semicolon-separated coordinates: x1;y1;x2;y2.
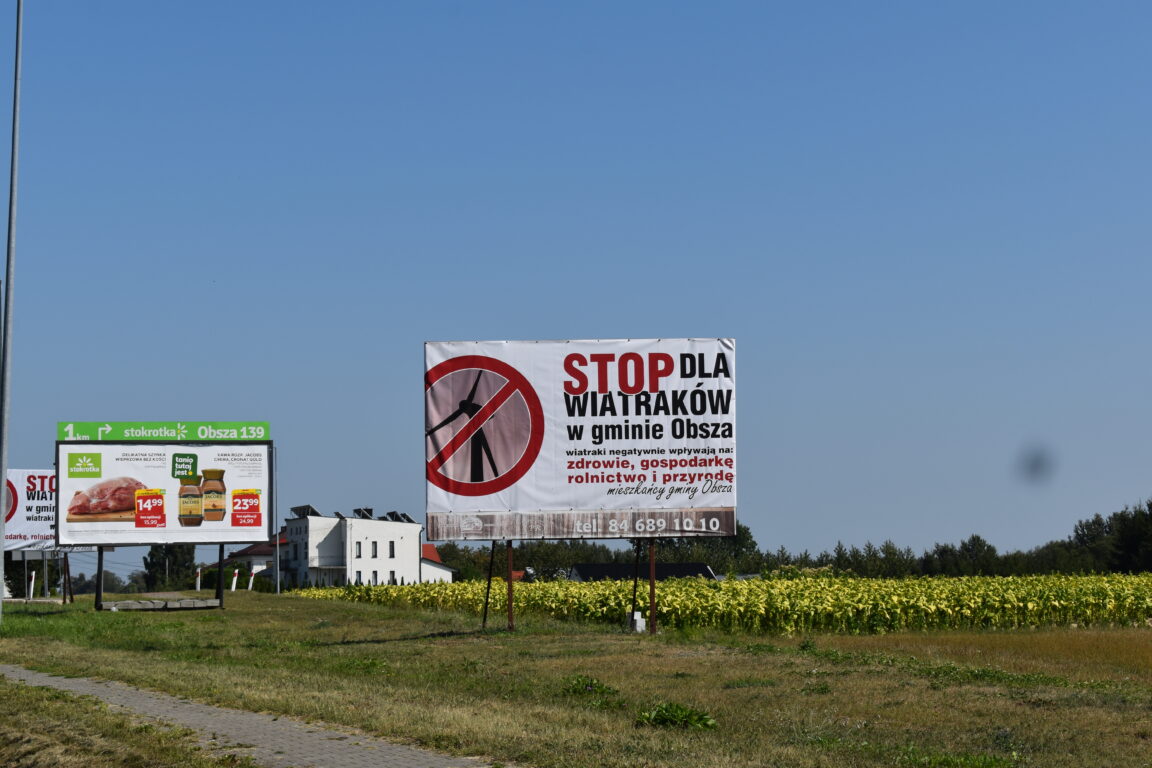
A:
5;469;58;551
425;339;736;540
56;441;273;546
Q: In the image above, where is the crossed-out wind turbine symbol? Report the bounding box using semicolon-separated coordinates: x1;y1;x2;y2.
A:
426;370;499;484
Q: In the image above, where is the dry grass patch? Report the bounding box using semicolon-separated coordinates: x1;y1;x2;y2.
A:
0;677;258;768
0;593;1148;768
818;627;1152;685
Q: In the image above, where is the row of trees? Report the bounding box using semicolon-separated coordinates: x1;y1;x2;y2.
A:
437;499;1152;580
6;499;1149;593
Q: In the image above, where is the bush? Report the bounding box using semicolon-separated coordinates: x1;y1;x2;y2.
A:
635;701;717;730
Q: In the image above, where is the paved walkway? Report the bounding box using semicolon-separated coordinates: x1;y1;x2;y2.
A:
0;664;492;768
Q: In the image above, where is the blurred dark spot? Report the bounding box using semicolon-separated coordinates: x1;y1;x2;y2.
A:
1017;445;1055;483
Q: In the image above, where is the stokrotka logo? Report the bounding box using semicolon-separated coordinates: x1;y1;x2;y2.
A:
67;453;102;478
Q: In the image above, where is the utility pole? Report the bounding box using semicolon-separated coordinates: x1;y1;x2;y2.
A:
0;0;25;627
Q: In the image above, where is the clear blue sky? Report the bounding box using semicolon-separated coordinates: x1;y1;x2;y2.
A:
0;3;1148;577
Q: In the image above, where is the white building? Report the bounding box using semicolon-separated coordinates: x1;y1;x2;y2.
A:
281;506;451;587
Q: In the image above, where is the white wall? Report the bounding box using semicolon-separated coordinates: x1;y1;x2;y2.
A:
284;516;341;586
282;515;425;587
420;560;453;583
344;518;421;585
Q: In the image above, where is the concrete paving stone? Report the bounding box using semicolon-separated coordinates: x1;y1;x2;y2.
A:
0;664;493;768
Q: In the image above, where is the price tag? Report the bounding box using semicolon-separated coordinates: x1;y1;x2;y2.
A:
231;489;262;527
134;489;166;528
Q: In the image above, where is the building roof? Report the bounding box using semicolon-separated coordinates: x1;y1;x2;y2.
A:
226;534;286;558
230;542;275;557
421;544;442;563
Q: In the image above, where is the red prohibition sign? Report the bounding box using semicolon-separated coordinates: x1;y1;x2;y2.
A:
425;355;544;497
4;479;15;524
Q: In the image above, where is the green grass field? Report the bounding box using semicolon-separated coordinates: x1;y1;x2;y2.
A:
0;592;1148;768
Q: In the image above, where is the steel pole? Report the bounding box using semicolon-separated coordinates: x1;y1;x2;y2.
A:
273;446;280;594
0;0;24;627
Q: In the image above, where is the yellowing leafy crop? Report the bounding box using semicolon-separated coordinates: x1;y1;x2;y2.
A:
296;574;1152;635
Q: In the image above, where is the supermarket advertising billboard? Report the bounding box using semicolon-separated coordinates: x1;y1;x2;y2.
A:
425;338;736;541
56;441;273;546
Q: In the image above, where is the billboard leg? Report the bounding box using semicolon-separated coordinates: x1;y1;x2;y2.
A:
94;547;104;611
215;544;225;607
481;540;495;630
506;540;514;632
648;541;657;635
628;540;641;630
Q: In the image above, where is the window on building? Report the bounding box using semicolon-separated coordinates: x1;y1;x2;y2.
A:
372;571;378;585
355;541;362;558
389;570;396;585
371;541;378;558
389;541;395;558
355;571;361;585
292;543;298;560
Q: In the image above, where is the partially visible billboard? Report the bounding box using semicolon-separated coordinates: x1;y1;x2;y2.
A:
425;338;736;540
56;441;273;546
5;469;58;551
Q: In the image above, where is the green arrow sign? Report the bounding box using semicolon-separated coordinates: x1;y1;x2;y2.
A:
58;421;270;442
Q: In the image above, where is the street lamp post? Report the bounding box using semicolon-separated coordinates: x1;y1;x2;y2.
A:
0;0;25;626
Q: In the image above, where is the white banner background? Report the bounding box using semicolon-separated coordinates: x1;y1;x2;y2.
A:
425;339;736;539
4;469;58;551
56;442;272;546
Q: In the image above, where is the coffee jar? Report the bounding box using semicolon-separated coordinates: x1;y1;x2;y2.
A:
178;475;203;527
201;469;227;522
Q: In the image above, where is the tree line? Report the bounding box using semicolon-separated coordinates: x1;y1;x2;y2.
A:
5;498;1147;594
437;499;1152;580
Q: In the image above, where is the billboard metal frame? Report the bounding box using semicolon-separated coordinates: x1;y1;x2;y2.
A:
55;440;274;548
425;338;737;542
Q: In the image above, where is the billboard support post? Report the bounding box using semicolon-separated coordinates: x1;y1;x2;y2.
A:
648;541;657;635
273;444;280;594
506;540;514;632
481;540;496;630
94;547;104;611
273;447;280;594
628;541;641;630
215;544;224;606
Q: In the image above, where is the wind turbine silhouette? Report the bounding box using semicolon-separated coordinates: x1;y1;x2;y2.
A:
426;370;499;483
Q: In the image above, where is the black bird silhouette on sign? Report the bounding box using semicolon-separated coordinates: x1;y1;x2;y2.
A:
426;370;499;483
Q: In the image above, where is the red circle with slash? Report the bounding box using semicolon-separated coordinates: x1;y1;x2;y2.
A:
425;355;544;497
4;480;15;524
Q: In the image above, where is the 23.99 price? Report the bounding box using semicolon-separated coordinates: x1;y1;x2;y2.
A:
231;491;262;527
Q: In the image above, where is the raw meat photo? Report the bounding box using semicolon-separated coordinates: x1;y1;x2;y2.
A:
67;477;146;517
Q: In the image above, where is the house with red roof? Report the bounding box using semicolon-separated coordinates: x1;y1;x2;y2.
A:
421;543;455;583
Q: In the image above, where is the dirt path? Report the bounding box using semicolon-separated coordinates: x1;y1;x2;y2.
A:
0;664;492;768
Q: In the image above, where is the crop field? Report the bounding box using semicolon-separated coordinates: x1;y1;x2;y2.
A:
0;589;1148;768
296;573;1152;634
